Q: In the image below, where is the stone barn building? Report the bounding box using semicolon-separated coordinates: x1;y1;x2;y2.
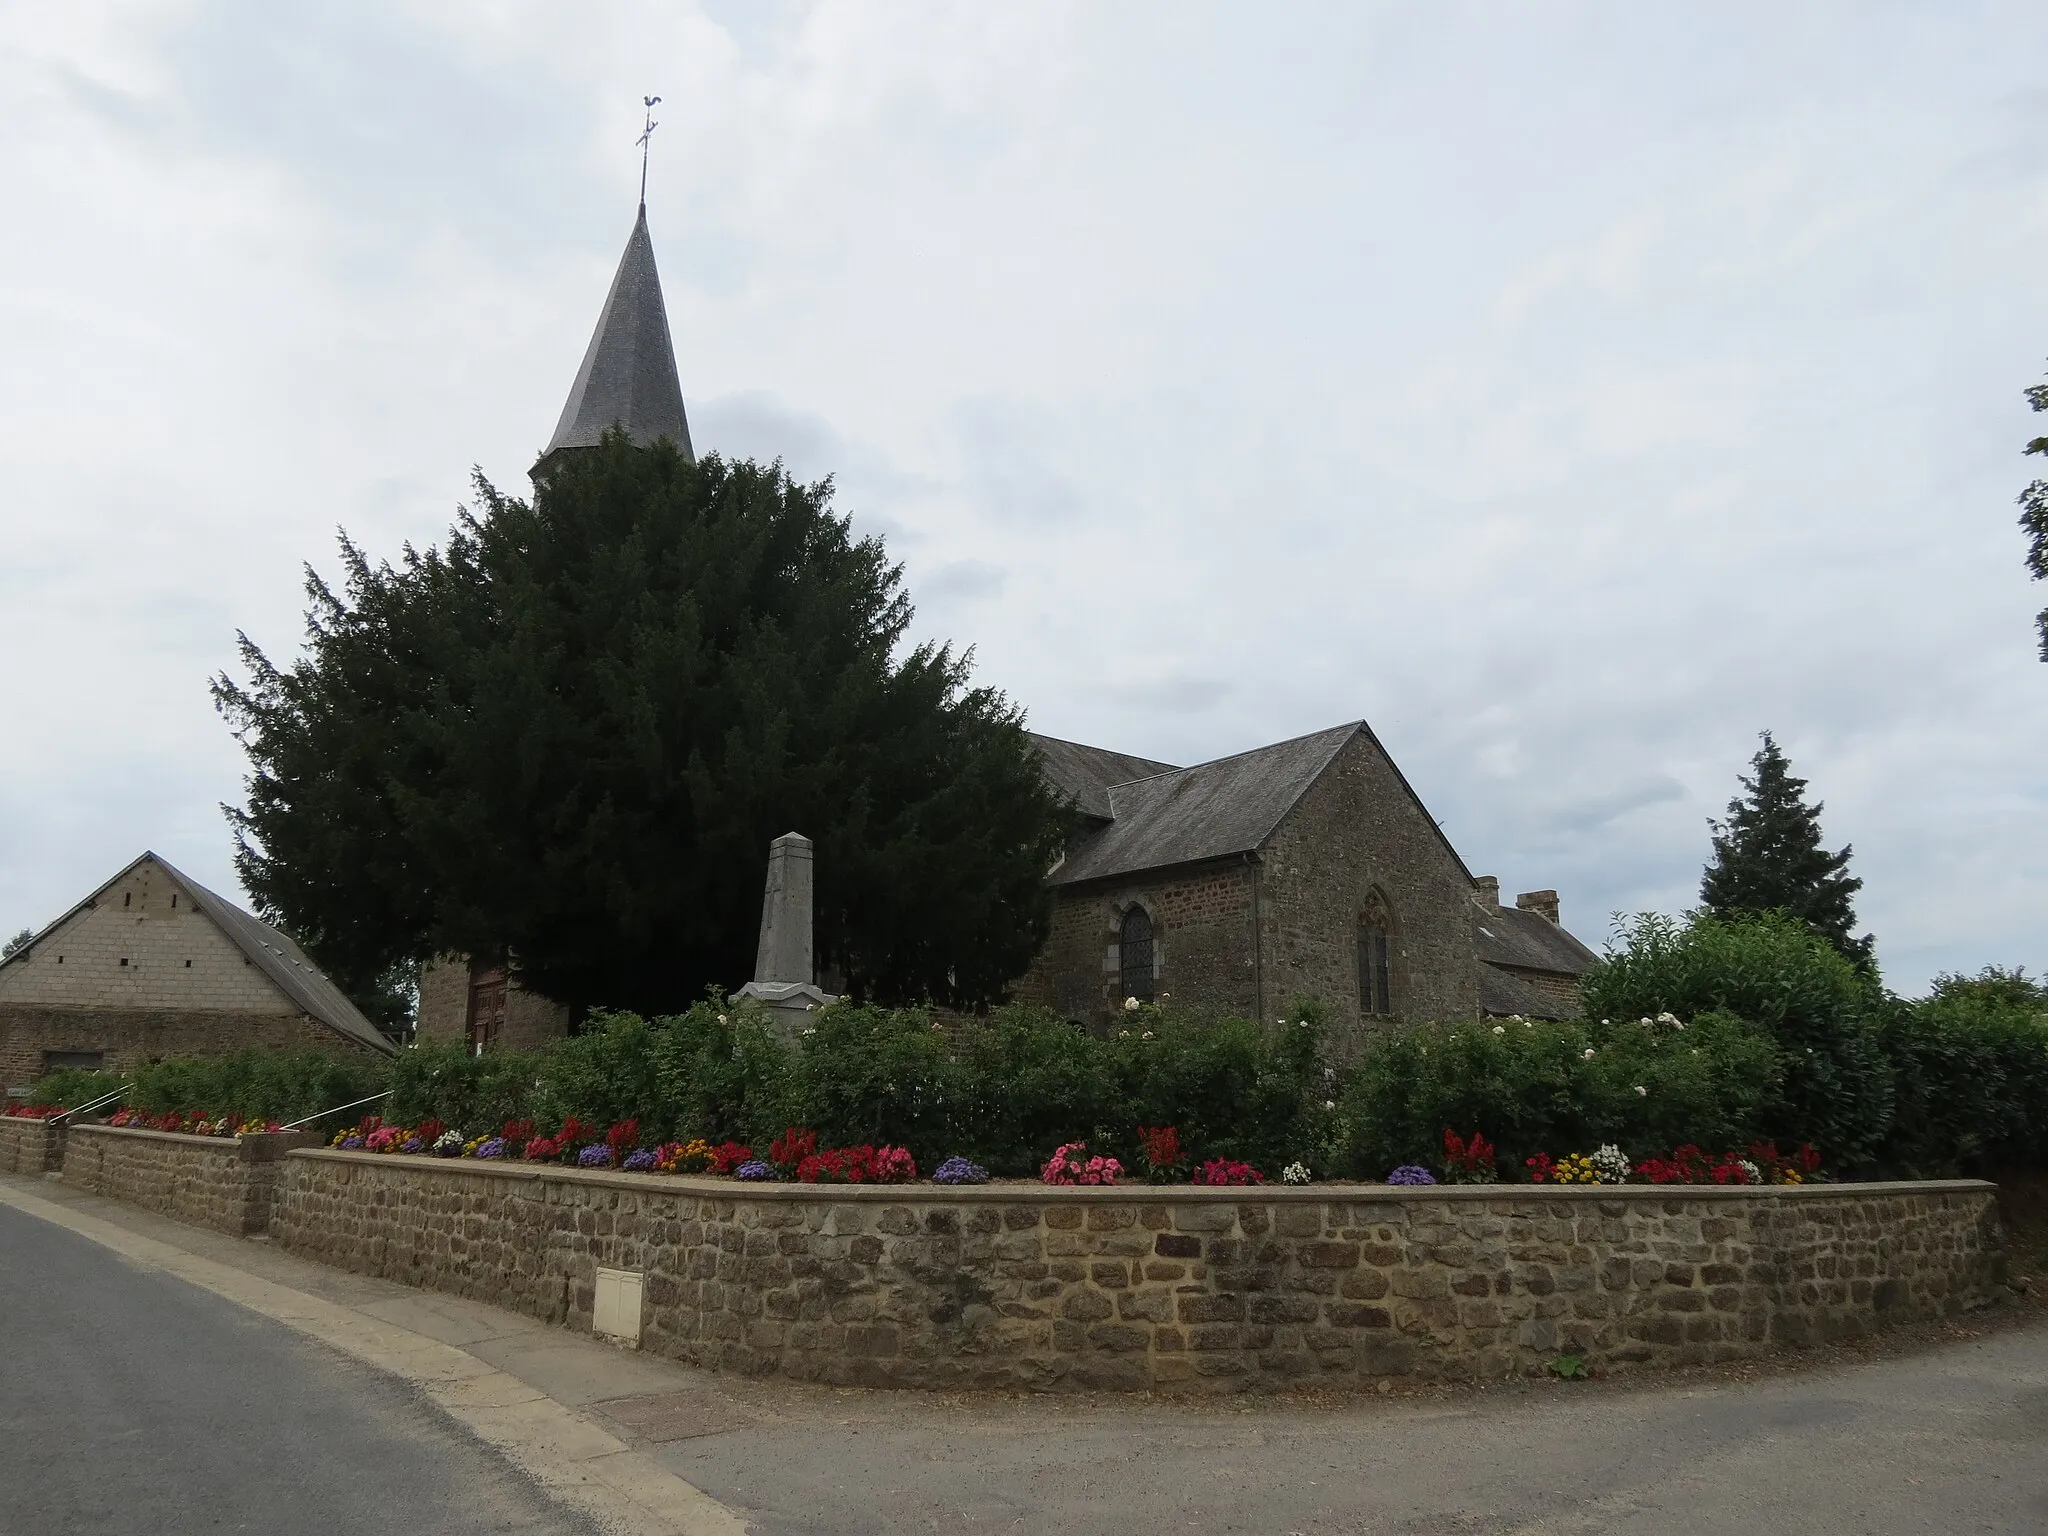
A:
1014;723;1597;1056
0;852;395;1097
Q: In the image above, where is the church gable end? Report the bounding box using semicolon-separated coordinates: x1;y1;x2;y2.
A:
1256;727;1480;1052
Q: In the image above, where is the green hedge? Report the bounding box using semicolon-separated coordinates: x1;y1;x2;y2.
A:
27;1050;391;1131
388;997;1326;1177
27;923;2048;1185
1333;1010;1779;1178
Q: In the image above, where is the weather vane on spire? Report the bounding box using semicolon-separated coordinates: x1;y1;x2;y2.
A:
637;95;661;206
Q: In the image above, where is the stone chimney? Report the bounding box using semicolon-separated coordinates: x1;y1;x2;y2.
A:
1515;889;1560;925
1473;875;1500;908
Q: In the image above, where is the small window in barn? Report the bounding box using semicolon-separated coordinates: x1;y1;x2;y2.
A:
185;959;192;968
1118;906;1156;1003
124;892;132;908
170;894;178;908
119;958;129;967
42;1051;104;1073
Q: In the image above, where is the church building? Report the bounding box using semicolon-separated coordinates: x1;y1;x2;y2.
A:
417;197;1598;1056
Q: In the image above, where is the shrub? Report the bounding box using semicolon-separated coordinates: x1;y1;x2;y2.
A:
390;1041;539;1132
1332;1010;1777;1178
1875;975;2048;1176
1579;912;1894;1170
30;1049;391;1130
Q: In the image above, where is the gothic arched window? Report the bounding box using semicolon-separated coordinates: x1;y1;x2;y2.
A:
1358;895;1394;1018
1119;906;1156;1003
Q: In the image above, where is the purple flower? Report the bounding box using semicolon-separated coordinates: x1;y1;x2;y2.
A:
622;1148;656;1172
339;1135;365;1151
474;1138;507;1160
1386;1164;1437;1185
576;1143;614;1168
734;1159;776;1180
399;1137;425;1155
931;1156;989;1185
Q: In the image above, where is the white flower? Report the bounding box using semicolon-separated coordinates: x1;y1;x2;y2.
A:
1281;1161;1312;1185
1582;1048;1596;1060
716;1014;728;1025
1492;1025;1506;1035
1589;1144;1631;1183
1141;1030;1155;1040
1600;1019;1611;1027
1125;997;1141;1012
801;1027;816;1037
1509;1014;1524;1023
1117;1029;1131;1040
1297;1019;1310;1029
1634;1085;1648;1097
1323;1100;1336;1111
1737;1158;1763;1185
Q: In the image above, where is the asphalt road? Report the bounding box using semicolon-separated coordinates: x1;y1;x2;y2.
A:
665;1321;2048;1536
0;1202;597;1536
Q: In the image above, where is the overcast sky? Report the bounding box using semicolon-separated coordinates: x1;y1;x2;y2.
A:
3;1;2044;993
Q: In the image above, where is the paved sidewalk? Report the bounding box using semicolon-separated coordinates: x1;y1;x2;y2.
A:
7;1170;2047;1535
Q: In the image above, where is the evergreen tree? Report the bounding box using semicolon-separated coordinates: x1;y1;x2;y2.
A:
1701;732;1872;965
2019;364;2048;659
214;432;1072;1016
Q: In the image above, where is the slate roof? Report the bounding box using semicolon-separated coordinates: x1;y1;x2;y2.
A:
0;852;397;1057
1047;723;1365;887
1473;903;1600;977
1028;734;1180;822
1477;962;1578;1021
535;203;693;474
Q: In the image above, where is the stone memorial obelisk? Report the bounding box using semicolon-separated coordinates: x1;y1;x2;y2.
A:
735;832;837;1037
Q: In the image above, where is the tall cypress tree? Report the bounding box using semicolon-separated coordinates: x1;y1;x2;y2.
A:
1701;732;1873;965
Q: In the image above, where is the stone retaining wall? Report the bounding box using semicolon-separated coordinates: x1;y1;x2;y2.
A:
65;1125;316;1236
0;1115;63;1175
271;1153;2003;1391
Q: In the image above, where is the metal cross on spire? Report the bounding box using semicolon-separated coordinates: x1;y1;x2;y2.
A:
637;95;662;206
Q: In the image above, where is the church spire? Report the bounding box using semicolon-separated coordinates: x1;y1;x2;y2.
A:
533;197;693;479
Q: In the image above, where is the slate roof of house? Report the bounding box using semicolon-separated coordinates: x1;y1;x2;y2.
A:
1043;723;1368;886
1473;902;1600;977
1028;734;1181;822
1476;962;1578;1021
0;852;397;1057
535;202;693;474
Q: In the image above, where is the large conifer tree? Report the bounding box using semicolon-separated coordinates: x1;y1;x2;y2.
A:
1700;732;1872;965
214;433;1072;1016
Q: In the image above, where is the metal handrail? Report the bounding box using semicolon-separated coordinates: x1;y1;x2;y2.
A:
279;1089;392;1133
49;1083;131;1125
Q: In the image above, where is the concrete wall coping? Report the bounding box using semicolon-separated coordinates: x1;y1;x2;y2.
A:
71;1123;312;1160
285;1148;1995;1203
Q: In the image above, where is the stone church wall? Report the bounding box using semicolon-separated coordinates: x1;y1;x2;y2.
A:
1256;731;1480;1058
1014;863;1258;1026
